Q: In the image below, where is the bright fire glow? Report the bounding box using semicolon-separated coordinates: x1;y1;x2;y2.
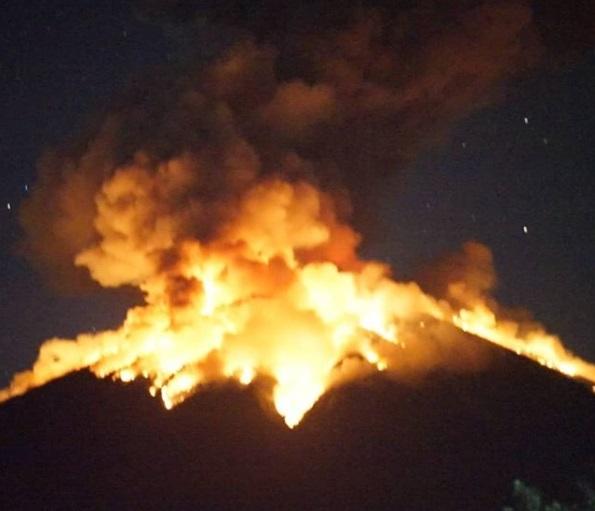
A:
452;305;595;380
2;176;595;427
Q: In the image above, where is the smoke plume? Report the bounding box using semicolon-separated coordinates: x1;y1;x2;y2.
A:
5;0;595;426
22;0;546;284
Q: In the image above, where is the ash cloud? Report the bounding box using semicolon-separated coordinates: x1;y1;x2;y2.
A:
21;0;555;287
6;0;595;422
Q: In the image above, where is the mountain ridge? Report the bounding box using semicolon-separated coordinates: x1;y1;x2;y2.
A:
2;335;595;511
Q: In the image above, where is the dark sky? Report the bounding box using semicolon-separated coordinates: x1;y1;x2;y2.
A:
1;0;594;385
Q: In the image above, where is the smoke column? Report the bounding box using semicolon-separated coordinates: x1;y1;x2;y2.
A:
3;0;595;426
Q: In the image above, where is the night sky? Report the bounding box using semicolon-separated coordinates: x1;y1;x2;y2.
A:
1;0;594;385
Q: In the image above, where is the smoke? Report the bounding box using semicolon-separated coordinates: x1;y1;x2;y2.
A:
416;241;497;310
20;0;547;286
6;0;595;426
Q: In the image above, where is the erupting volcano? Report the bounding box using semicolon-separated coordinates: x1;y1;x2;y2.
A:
2;0;595;430
2;165;595;427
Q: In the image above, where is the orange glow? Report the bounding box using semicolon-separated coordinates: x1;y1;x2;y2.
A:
2;176;594;427
451;305;595;381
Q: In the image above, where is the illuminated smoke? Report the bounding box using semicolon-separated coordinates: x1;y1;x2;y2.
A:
3;1;595;426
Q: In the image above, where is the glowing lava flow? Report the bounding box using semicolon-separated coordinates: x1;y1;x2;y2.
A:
1;177;594;427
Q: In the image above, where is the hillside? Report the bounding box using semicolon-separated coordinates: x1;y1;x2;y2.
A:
2;338;595;511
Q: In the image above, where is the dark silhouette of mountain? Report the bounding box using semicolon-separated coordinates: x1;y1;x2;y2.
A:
2;338;595;511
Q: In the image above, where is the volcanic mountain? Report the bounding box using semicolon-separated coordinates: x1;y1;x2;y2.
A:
2;331;595;511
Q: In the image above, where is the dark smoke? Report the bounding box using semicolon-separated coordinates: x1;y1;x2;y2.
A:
20;0;594;288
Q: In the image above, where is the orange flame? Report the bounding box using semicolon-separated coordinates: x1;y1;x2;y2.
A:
2;175;594;427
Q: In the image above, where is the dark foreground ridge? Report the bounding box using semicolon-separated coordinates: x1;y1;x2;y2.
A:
2;340;595;511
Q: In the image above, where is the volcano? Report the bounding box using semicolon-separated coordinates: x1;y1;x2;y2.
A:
2;333;594;511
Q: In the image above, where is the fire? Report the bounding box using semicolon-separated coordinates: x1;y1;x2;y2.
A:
452;305;595;380
6;3;586;427
2;174;595;427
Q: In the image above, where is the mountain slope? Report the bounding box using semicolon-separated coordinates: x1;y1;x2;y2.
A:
2;338;595;511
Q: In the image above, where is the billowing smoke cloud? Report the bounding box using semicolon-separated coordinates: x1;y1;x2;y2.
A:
6;0;595;426
21;0;547;286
